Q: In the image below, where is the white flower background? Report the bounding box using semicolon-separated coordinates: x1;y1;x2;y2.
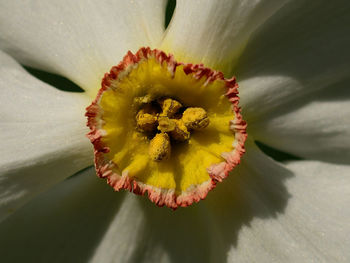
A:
0;0;349;262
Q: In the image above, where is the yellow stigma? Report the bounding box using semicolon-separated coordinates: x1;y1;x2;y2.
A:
170;119;190;141
157;116;176;133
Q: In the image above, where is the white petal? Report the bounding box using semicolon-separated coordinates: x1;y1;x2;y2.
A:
74;140;294;263
0;0;166;96
161;0;289;74
249;79;350;164
237;1;350;119
83;141;350;262
0;166;166;262
90;195;171;263
0;51;92;221
0;168;126;262
1;141;348;262
227;158;350;262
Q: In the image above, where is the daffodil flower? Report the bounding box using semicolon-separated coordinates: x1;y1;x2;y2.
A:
0;0;350;262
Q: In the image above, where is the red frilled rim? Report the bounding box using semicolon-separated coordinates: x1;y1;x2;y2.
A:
85;47;247;209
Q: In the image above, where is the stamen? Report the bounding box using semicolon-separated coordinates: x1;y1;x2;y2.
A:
136;97;210;161
149;133;171;161
182;107;210;130
158;98;182;117
170;119;190;141
136;105;158;132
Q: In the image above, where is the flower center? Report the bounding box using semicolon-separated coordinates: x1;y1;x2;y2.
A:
86;47;247;209
135;97;210;161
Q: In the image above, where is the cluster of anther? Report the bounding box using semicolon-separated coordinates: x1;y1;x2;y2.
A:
136;97;210;161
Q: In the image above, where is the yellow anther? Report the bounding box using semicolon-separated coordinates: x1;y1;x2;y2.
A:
170;119;190;142
182;107;210;130
157;116;176;132
136;105;158;132
136;98;210;161
149;133;171;161
158;98;182;117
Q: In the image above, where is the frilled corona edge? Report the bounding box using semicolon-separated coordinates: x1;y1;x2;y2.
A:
86;47;247;209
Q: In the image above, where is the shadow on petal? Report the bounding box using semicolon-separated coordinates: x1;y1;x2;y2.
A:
236;0;350;85
0;168;125;263
236;0;350;122
235;0;350;165
131;142;293;263
251;75;350;120
249;76;350;165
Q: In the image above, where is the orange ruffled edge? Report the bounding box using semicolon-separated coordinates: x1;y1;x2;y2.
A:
86;47;247;209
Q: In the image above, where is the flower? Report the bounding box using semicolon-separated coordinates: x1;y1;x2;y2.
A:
0;0;349;262
86;47;247;208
